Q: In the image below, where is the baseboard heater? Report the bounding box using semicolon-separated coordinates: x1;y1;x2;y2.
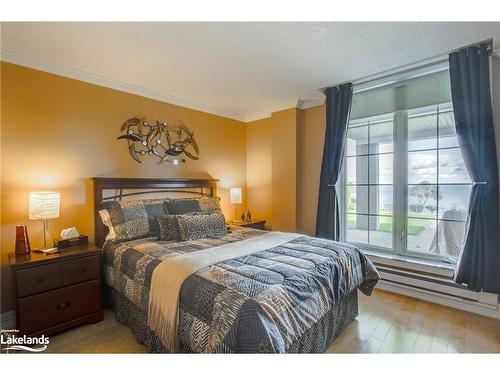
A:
374;264;500;319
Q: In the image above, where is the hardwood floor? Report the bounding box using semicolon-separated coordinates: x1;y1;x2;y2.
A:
44;289;500;353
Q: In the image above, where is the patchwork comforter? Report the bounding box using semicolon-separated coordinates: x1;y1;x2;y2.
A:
102;226;379;353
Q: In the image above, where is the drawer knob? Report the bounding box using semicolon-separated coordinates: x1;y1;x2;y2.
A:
57;301;71;310
36;275;44;283
78;267;86;273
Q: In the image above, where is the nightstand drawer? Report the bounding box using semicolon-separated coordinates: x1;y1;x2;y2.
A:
61;256;100;286
17;280;101;334
16;263;61;297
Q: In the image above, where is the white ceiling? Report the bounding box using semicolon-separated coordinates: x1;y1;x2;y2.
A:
2;22;500;122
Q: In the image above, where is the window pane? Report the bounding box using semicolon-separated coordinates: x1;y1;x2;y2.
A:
432;220;466;258
347;125;368;156
346;186;368;214
370;121;393;153
346;214;368;244
369;185;393;216
438;148;471;183
408;150;437;184
438;185;471;220
408;184;438;219
408;112;437;151
369;154;393;184
346;156;368;185
406;218;437;254
369;215;393;249
438;110;459;148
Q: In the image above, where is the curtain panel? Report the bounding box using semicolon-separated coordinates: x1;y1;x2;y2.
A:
449;44;500;292
315;83;353;240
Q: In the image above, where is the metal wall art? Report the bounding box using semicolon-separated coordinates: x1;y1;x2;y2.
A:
117;118;199;165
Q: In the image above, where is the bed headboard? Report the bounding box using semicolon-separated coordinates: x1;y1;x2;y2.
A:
93;177;218;247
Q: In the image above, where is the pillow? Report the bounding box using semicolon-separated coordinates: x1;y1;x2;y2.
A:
98;209;117;241
99;199;167;241
198;197;222;212
164;198;200;215
157;214;181;241
165;196;222;215
176;211;228;241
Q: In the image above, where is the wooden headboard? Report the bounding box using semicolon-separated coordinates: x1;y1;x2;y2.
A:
93;177;218;247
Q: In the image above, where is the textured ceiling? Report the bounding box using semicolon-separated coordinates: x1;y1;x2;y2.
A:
1;22;500;121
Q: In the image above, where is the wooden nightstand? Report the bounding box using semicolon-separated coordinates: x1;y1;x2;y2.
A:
9;244;103;337
230;220;267;231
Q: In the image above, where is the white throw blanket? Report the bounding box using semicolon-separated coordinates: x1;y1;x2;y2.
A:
147;231;302;352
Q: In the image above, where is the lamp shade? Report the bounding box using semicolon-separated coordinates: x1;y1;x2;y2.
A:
229;188;242;205
29;191;60;220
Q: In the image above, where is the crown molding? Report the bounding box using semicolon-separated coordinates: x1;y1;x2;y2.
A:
243;97;326;122
0;49;248;122
297;98;325;110
1;49;326;123
243;98;300;122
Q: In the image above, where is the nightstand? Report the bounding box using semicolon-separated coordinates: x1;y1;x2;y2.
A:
9;244;103;337
230;220;267;231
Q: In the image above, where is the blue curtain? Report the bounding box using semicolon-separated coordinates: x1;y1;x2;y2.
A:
316;83;353;240
449;44;500;292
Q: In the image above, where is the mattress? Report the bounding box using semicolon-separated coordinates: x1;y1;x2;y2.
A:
101;226;379;353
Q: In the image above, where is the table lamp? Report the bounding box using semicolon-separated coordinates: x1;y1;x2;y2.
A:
29;191;60;250
229;187;242;222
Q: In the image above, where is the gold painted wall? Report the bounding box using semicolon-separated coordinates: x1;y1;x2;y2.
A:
271;108;299;232
245;104;325;236
0;62;247;313
297;105;326;236
246;117;272;228
246;108;300;232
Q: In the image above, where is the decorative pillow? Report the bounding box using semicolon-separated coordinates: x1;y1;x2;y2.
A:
198;197;222;212
176;211;228;241
164;196;222;214
99;199;167;241
156;214;181;241
98;209;117;241
164;198;201;214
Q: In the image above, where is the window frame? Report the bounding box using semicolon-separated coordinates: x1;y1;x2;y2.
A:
339;76;471;265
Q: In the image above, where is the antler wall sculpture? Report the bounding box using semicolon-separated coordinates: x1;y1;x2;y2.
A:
117;118;200;165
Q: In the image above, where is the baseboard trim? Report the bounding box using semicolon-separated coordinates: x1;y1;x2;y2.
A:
376;280;500;319
0;310;16;329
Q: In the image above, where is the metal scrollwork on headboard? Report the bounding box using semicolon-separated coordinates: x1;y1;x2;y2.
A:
117;118;200;165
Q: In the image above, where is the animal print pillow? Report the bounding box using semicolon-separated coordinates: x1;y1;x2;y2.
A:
176;211;228;241
157;214;181;241
99;199;167;241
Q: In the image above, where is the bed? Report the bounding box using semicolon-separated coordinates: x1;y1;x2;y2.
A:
94;177;379;353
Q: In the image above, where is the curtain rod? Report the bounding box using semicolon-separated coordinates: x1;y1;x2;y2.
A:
352;55;449;93
321;39;496;93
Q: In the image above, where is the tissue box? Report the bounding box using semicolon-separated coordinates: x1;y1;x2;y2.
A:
54;235;88;249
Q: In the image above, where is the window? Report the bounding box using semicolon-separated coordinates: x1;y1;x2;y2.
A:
340;63;471;263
